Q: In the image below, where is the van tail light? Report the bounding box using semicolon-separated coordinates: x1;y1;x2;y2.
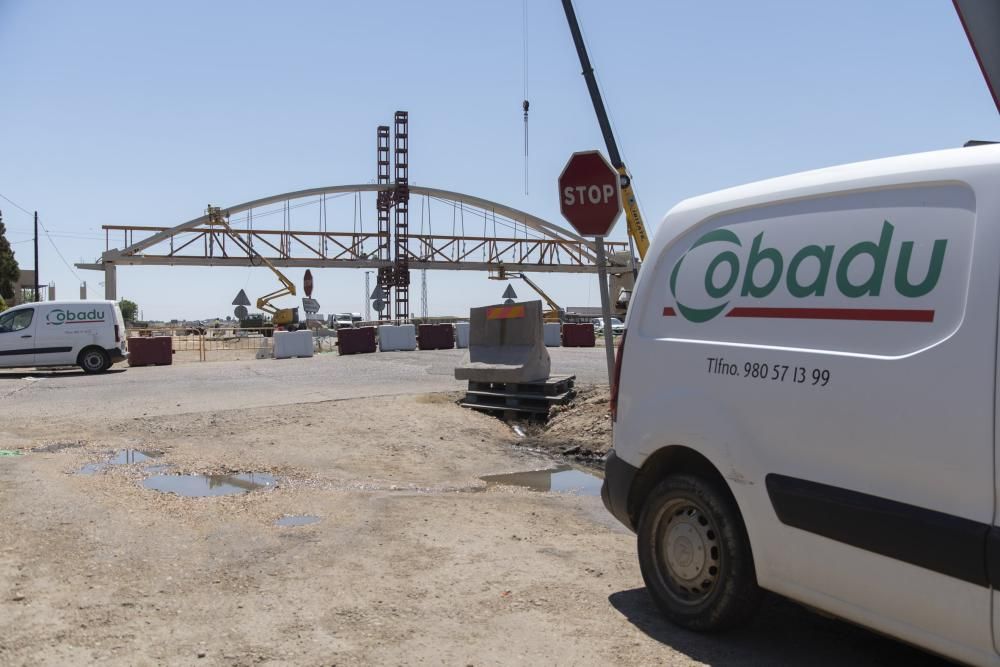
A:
114;324;121;343
610;329;627;422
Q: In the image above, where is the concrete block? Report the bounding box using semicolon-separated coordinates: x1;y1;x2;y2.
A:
337;327;377;355
454;300;550;383
543;322;562;348
455;322;470;349
273;330;314;359
417;323;455;350
378;324;417;352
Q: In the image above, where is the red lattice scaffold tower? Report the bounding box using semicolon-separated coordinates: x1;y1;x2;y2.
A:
375;124;393;320
393;111;410;322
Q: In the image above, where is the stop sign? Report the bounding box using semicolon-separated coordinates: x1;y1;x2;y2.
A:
303;269;314;298
558;150;622;236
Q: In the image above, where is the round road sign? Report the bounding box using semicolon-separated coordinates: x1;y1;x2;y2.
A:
303;269;314;298
372;299;385;312
558;150;622;237
234;305;249;320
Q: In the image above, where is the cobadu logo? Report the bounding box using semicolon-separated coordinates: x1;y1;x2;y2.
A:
46;308;107;326
667;221;947;323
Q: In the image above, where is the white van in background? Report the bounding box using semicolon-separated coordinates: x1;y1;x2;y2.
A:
602;144;1000;665
0;300;127;373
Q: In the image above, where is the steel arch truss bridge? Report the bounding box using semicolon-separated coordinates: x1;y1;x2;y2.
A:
78;184;630;306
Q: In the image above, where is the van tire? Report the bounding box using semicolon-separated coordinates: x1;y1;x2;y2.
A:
637;474;761;631
78;347;110;374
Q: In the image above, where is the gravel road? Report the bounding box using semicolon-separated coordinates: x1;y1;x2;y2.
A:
0;351;950;665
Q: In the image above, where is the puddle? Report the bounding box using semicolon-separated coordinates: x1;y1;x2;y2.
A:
77;449;163;475
479;466;603;496
142;472;277;497
77;463;108;475
275;515;321;527
109;449;161;465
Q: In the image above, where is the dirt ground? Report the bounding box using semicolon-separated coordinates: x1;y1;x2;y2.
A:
523;385;612;464
0;357;950;666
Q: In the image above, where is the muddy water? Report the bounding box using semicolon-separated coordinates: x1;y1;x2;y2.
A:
142;472;277;497
479;467;602;496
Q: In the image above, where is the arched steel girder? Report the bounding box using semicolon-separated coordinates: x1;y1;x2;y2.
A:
108;183;597;262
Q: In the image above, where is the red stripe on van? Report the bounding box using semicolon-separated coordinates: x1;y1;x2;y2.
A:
725;307;935;323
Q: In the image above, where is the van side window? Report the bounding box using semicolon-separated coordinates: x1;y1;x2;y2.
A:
0;309;34;334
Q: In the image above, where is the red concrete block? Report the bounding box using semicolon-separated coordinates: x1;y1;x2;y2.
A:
337;327;377;355
127;336;173;366
417;324;455;351
561;323;596;347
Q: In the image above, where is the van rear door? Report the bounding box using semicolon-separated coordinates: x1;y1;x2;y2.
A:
0;307;37;367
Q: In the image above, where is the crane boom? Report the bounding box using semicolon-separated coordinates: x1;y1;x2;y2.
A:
206;206;298;326
561;0;650;260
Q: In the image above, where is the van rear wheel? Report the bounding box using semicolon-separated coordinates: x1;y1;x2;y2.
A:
637;474;761;631
79;347;110;374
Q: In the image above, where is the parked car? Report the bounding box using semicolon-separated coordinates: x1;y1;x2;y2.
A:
592;317;625;335
602;145;1000;666
0;300;127;373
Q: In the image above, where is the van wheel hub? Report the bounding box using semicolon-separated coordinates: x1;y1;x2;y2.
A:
659;500;720;602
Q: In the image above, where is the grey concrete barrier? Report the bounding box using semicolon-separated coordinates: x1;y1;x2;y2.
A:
454;300;551;383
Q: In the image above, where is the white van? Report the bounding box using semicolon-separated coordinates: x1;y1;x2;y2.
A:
603;144;1000;665
0;300;127;373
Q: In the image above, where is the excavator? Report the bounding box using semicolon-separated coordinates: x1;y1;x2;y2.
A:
206;206;300;329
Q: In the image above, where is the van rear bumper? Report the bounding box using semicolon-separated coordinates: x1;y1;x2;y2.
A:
106;347;128;364
601;449;640;532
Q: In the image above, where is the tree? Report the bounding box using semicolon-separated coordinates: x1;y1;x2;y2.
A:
118;298;139;322
0;295;7;313
0;216;20;301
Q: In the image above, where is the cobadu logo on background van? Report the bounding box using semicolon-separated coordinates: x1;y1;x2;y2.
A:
46;308;107;326
665;221;947;323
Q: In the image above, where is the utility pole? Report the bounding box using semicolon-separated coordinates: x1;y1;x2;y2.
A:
364;271;372;321
420;269;428;318
33;211;39;302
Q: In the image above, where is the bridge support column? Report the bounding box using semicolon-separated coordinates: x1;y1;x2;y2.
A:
104;264;117;301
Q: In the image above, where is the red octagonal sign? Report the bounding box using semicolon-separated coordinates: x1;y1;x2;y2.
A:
558;150;622;237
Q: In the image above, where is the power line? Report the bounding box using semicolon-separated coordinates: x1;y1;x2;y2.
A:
0;192;32;216
37;216;82;282
0;191;85;283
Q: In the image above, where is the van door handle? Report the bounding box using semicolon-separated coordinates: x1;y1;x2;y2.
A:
20;335;31;338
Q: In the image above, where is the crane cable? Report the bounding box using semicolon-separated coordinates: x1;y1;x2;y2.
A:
522;0;529;195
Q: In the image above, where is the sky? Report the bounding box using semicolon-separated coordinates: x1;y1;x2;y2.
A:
0;0;997;320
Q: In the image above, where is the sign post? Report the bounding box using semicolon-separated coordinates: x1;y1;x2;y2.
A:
558;150;622;384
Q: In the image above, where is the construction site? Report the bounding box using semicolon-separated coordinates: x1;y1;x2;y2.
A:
0;1;983;665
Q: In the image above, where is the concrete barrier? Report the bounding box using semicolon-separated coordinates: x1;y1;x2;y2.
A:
454;300;550;383
378;324;417;352
455;322;470;349
273;330;314;359
337;327;377;355
127;336;173;366
543;322;562;348
561;322;596;347
418;323;455;350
